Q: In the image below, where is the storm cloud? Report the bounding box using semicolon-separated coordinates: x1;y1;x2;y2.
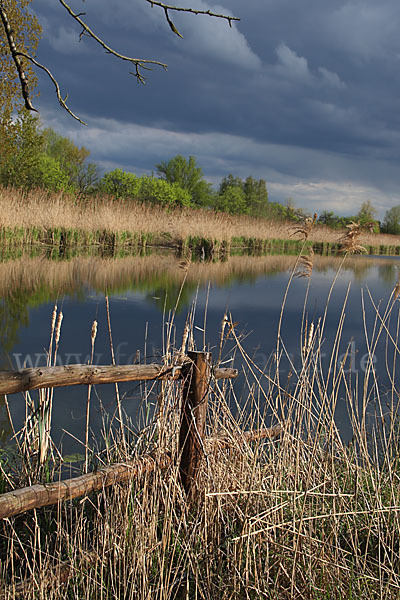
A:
31;0;400;217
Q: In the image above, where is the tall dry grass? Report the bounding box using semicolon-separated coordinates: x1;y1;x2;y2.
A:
1;186;399;247
1;244;400;598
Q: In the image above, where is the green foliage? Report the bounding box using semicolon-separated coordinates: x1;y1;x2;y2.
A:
318;211;358;229
0;110;44;188
356;201;379;232
42;129;99;195
318;210;340;228
243;176;268;215
219;174;243;194
155;155;212;206
215;173;269;217
317;203;380;233
214;185;247;215
356;200;376;224
0;116;98;195
381;205;400;235
30;154;73;193
96;169;192;208
97;169;141;199
139;176;192;207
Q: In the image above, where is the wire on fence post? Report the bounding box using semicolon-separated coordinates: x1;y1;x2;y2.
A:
179;351;211;500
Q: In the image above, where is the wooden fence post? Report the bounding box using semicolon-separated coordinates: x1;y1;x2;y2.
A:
179;351;211;499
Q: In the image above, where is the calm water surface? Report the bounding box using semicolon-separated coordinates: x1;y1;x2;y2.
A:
1;252;399;450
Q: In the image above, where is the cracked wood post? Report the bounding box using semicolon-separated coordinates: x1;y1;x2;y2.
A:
179;351;211;499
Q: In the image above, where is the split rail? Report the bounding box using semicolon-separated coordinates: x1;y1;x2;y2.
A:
0;351;282;519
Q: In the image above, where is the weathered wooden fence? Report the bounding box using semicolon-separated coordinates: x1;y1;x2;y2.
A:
0;352;283;519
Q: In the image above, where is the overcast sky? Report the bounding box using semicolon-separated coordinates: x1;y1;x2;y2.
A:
30;0;400;218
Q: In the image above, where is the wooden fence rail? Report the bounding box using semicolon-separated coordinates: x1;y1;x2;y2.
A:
0;453;171;520
0;426;283;520
0;363;238;396
0;351;284;518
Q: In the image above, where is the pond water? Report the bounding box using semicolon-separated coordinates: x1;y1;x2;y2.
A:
1;251;400;452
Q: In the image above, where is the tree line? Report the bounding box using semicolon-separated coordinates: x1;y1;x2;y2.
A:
1;112;400;234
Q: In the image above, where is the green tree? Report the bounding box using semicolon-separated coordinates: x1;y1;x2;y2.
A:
42;129;99;195
356;200;376;223
155;155;212;207
318;210;343;228
0;110;44;188
219;174;243;195
216;174;269;216
0;119;99;194
243;176;268;216
214;185;247;215
29;154;72;193
284;198;296;220
139;176;192;208
97;169;192;207
356;200;379;231
0;2;41;181
97;169;141;200
381;206;400;235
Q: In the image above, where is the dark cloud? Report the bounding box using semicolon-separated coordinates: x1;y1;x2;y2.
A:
30;0;400;216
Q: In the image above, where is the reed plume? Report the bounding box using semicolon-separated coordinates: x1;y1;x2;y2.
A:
337;221;367;254
291;212;317;240
295;248;314;278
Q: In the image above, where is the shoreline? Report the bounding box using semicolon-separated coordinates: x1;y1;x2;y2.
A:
1;224;400;259
1;187;400;257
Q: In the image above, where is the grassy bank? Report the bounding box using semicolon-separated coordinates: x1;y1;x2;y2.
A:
1;187;400;257
1;247;400;598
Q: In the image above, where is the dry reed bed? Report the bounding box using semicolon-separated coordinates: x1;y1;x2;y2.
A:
1;186;399;247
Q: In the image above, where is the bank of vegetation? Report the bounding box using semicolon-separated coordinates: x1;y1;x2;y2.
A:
1;186;400;261
1;114;400;259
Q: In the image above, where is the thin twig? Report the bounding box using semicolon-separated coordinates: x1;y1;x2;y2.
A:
145;0;239;26
58;0;168;84
15;51;86;124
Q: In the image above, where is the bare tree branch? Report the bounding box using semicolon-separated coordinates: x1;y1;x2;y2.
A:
145;0;239;27
15;52;87;125
1;0;239;124
58;0;168;83
164;7;184;38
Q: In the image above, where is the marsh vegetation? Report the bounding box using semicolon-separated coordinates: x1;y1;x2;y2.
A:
1;188;400;260
0;232;400;598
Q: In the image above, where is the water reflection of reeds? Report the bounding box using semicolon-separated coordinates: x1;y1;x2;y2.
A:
0;253;398;302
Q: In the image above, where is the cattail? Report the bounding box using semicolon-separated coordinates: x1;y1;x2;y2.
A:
91;320;98;346
48;304;58;366
90;320;98;364
51;304;57;333
303;321;314;357
179;321;190;361
55;311;63;347
394;270;400;300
